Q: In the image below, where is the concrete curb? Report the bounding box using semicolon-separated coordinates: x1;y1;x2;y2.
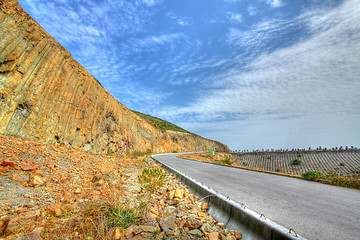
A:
152;153;307;240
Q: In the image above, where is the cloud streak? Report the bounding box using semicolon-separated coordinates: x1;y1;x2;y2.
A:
157;0;360;122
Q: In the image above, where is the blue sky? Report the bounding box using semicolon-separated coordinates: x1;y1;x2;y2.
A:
19;0;360;150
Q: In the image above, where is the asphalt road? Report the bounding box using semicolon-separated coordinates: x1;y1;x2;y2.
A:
153;153;360;240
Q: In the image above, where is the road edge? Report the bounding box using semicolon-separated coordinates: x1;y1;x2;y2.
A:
152;153;307;240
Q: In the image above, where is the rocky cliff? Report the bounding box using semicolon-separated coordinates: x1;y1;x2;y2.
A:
0;0;228;154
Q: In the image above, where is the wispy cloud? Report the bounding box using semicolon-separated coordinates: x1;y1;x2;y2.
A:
247;6;258;16
136;33;186;48
266;0;284;8
226;18;300;53
166;12;192;26
143;0;156;6
226;12;243;24
157;0;360;123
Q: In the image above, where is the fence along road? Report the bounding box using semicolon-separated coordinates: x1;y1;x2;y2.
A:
152;153;360;240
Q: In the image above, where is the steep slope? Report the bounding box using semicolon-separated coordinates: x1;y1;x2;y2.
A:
0;0;229;154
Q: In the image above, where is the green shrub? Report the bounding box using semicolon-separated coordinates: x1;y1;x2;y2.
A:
340;162;346;166
221;156;233;165
302;171;324;180
291;159;302;165
302;170;359;189
132;110;192;134
107;148;113;156
138;168;167;193
215;156;232;165
129;151;146;158
107;208;139;229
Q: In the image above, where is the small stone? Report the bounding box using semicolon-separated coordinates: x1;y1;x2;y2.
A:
186;217;203;229
98;179;105;185
29;175;46;187
140;232;153;238
174;188;184;199
88;190;101;196
175;218;186;228
160;214;177;235
74;188;82;194
20;161;38;171
188;229;203;237
230;230;242;239
159;199;165;209
226;235;237;240
46;205;61;217
34;170;43;176
1;160;16;168
112;227;124;240
200;223;215;233
169;190;175;200
144;211;157;224
163;206;176;215
12;174;26;183
217;222;226;229
201;202;209;210
156;232;165;239
197;211;206;218
19;230;43;240
209;232;221;240
140;225;159;233
125;225;142;238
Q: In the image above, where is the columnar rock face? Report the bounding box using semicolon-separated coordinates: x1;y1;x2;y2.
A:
0;0;229;154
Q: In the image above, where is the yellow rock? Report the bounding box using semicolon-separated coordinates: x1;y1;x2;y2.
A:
74;188;82;194
174;188;185;199
113;227;124;240
29;175;46;187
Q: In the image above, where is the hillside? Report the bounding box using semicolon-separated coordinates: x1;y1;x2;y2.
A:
0;0;229;154
131;111;191;134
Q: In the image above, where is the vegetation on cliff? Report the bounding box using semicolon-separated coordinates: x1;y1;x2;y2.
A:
132;111;192;134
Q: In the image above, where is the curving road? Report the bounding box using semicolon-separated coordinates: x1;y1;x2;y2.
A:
153;153;360;240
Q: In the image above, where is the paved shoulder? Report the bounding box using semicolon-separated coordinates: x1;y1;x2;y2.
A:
153;153;360;240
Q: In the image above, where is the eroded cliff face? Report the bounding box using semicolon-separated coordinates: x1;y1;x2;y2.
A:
0;0;229;154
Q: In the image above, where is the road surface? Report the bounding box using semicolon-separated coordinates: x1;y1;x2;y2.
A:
153;153;360;240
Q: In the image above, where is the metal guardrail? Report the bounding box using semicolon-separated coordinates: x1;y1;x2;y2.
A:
152;153;307;240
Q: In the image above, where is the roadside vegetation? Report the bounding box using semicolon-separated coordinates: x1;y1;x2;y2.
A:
138;168;168;193
132;110;192;134
216;155;233;165
302;170;360;189
291;158;302;165
128;149;153;159
179;152;234;166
